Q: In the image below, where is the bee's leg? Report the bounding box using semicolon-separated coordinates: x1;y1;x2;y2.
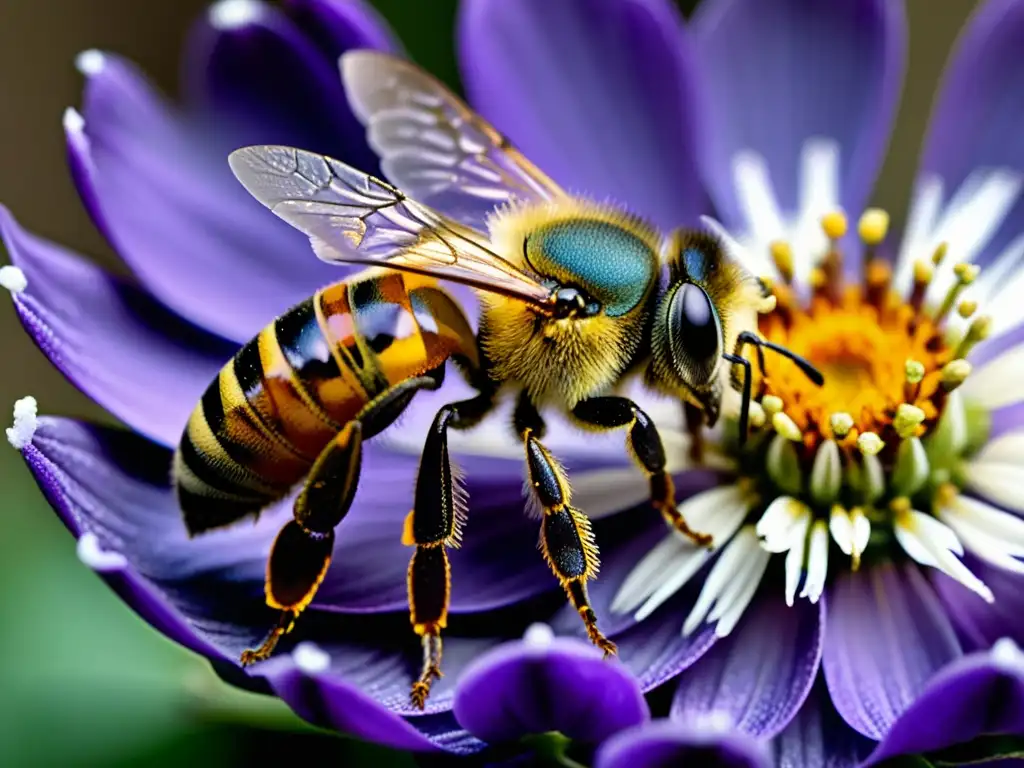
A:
515;395;615;656
406;391;495;709
572;397;712;547
242;373;442;666
240;421;363;665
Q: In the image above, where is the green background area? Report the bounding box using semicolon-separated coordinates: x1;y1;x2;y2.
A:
0;1;982;765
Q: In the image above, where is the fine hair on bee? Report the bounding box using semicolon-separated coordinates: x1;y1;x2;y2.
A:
174;50;825;711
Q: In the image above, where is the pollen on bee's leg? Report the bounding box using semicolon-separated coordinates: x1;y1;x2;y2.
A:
6;395;38;450
0;265;26;295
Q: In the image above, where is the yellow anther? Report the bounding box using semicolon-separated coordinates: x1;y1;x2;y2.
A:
857;209;890;246
904;359;925;384
829;412;854;439
747;401;766;429
957;300;978;319
772;412;803;442
770;241;795;283
893;403;926;438
762;395;784;417
889;496;912;515
757;294;778;314
821;211;848;241
931;242;949;266
953;262;980;285
857;432;885;456
940;359;972;391
955;315;992;359
913;260;934;285
810;267;828;290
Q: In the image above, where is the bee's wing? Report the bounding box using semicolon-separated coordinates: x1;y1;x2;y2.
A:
341;51;566;232
229;145;554;307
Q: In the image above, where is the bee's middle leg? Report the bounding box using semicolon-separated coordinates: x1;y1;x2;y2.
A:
515;395;615;656
572;397;712;547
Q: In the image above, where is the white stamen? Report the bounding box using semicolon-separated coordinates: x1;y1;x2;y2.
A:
800;521;829;604
0;265;26;294
208;0;266;29
992;638;1024;673
523;622;555;650
894;509;993;603
76;531;128;571
292;641;331;673
962;347;1024;410
75;49;106;76
6;395;38;449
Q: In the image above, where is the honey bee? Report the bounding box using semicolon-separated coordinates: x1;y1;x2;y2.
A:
174;52;822;709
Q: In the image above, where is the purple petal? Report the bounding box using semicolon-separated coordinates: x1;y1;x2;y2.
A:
596;719;771;768
865;645;1024;765
19;415;555;619
772;677;875;768
1;206;234;447
183;0;384;166
284;0;399;61
69;52;345;342
691;0;905;226
13;415;552;749
934;555;1024;650
453;626;648;743
669;590;824;738
914;0;1024;270
458;0;709;231
822;561;962;740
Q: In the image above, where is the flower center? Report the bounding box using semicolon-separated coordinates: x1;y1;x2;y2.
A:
732;209;992;575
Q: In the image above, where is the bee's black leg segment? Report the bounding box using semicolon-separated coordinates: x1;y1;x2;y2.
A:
724;352;752;447
522;423;615;656
572;397;712;547
241;422;363;666
405;392;495;709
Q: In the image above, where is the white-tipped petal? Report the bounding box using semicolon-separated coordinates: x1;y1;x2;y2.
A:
939;495;1024;574
6;396;38;450
683;526;757;636
851;508;871;558
783;521;809;607
800;521;829;604
829;506;854;556
895;509;993;603
633;548;711;622
756;496;811;553
0;265;27;294
76;532;128;571
75;49;106;76
713;546;771;638
612;534;690;615
292;642;331;673
965;434;1024;513
961;346;1024;410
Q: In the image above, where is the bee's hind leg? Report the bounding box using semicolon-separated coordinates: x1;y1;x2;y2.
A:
240;420;363;666
572;397;712;548
406;390;495;709
241;373;443;667
515;394;615;657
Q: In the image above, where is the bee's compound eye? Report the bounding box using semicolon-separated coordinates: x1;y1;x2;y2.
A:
668;283;721;382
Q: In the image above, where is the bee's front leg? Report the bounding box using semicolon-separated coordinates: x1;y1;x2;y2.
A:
572;397;712;548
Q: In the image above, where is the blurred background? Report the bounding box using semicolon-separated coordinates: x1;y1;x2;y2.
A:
0;0;980;765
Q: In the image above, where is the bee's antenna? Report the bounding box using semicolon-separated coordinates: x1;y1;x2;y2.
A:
736;331;824;386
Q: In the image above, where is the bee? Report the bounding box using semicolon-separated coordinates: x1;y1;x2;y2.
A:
175;51;822;709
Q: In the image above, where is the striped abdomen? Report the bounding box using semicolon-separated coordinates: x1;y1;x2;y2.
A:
173;272;477;535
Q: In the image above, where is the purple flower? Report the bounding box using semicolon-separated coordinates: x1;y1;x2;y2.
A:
6;0;1024;763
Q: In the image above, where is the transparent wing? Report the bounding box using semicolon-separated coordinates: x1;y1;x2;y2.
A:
341;50;566;232
228;145;554;307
